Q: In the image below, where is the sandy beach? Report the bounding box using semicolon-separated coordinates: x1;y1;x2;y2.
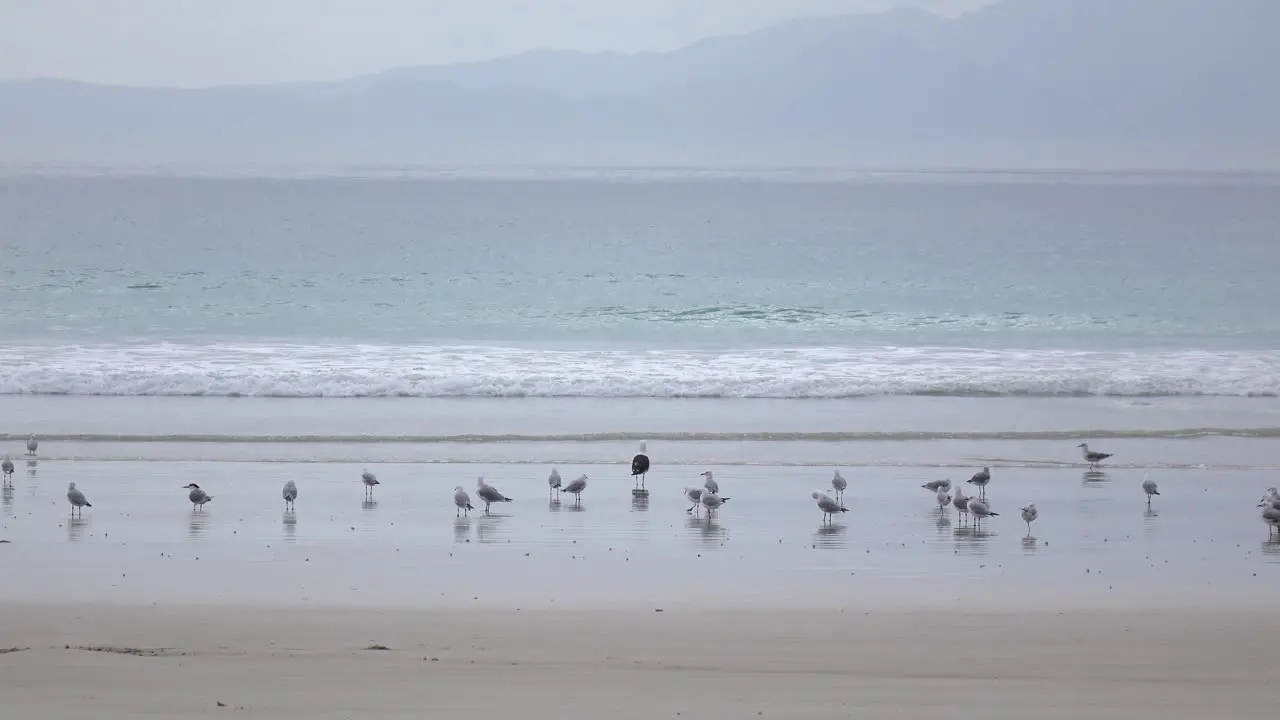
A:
1;603;1275;718
3;397;1279;717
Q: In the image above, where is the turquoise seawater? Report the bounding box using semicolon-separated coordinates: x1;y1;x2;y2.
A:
2;171;1279;401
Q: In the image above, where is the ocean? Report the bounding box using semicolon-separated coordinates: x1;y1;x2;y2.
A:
2;169;1279;608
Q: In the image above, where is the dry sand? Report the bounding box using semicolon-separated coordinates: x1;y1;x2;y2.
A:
0;603;1273;719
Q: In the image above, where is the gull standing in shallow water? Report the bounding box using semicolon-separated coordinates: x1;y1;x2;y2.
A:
1;455;12;484
1259;497;1280;538
684;487;704;515
936;486;952;512
547;468;562;499
561;474;588;504
812;491;847;524
1078;443;1113;469
454;486;473;517
67;482;91;517
700;470;719;495
1020;503;1038;535
968;498;997;527
967;467;991;499
26;434;38;456
700;489;728;519
1142;475;1160;507
952;484;971;525
922;477;951;493
631;441;650;491
361;469;379;498
476;477;513;513
183;483;213;510
282;480;297;511
831;470;847;501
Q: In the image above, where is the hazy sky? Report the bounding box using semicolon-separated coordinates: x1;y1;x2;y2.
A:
0;0;994;87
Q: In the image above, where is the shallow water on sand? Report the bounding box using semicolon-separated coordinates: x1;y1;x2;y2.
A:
3;453;1278;610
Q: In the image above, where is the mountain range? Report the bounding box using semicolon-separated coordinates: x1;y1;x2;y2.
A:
2;0;1276;170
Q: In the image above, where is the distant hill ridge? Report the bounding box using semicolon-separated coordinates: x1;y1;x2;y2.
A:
1;0;1276;169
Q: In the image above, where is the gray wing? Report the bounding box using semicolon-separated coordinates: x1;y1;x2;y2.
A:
478;486;510;502
564;478;587;493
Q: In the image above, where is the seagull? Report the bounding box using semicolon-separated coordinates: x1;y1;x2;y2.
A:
476;477;512;513
1078;443;1113;469
66;482;91;517
700;489;728;518
26;434;38;456
684;486;704;515
922;478;951;493
1020;503;1038;535
1;455;12;484
282;480;297;510
967;467;991;498
631;441;650;491
701;470;719;495
547;468;562;499
1142;475;1160;506
183;483;213;510
953;484;971;525
968;498;997;527
831;470;847;501
561;474;588;504
1259;498;1280;538
453;486;473;517
811;490;847;524
361;469;379;498
936;486;952;512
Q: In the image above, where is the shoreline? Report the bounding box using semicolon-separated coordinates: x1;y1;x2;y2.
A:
1;603;1275;718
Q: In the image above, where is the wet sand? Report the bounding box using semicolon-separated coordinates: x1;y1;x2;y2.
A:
1;604;1275;718
3;395;1279;716
2;455;1278;609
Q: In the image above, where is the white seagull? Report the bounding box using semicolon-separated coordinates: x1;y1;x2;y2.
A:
1142;475;1160;506
968;498;997;527
684;486;704;515
282;480;298;510
1077;443;1113;469
67;482;91;517
361;469;379;498
952;484;970;525
831;470;847;501
183;483;213;510
547;468;562;498
1259;498;1280;539
700;489;728;518
922;477;951;493
561;474;588;503
453;486;473;517
1020;503;1038;535
476;477;513;513
812;490;847;524
936;486;952;512
1;455;12;484
26;434;38;456
967;467;991;498
700;470;719;495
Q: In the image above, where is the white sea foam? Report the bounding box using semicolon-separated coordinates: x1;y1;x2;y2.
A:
0;344;1278;398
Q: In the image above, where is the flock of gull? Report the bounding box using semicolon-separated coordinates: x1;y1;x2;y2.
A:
6;435;1280;540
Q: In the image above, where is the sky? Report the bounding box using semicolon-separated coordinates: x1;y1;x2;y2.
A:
0;0;994;87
